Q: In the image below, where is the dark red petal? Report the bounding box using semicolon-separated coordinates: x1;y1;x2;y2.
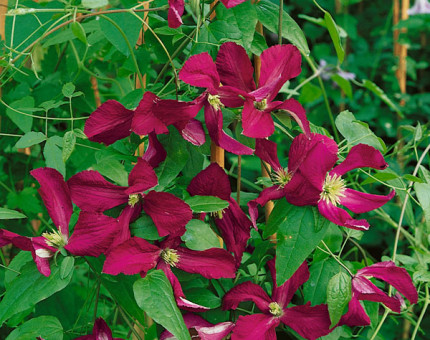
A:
110;205;141;249
31;236;54;277
142;191;192;237
66;212;118;257
255;139;282;172
242;101;274;138
248;186;286;228
231;314;278;340
179;53;220;91
274;99;310;137
281;303;332;340
143;132;167;168
31;167;72;237
218;85;250;108
175;246;236;279
216;42;256;93
174;119;206;146
215;198;252;267
126;158;158;194
68;171;127;211
340;189;395;214
155;98;201;126
352;276;402;312
103;237;160;275
204;104;253;155
268;259;309;307
318;200;370;230
218;0;247;8
0;229;33;251
357;261;418;304
167;0;184;28
187;163;231;200
258;44;302;101
93;318;114;340
84;100;133;146
338;297;370;327
223;281;271;313
131;92;169;136
331;144;388;176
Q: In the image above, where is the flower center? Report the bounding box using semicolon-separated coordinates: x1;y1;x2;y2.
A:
128;194;141;207
208;94;224;111
268;302;283;317
161;248;180;267
42;229;68;248
254;98;267;111
210;209;225;219
320;174;346;206
272;168;292;188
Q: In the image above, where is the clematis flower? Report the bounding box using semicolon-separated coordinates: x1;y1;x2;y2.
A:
187;163;252;267
249;134;395;230
74;317;123;340
179;52;253;155
84;91;205;147
408;0;430;15
103;236;236;310
248;133;338;228
68;158;192;239
223;260;332;340
339;261;418;327
0;168;119;276
160;313;235;340
215;42;310;138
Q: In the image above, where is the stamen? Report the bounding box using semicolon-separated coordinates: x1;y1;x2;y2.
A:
320;174;346;206
268;302;283;317
271;168;292;188
210;209;225;219
42;229;68;248
128;194;140;207
161;248;180;267
208;94;224;111
254;98;267;111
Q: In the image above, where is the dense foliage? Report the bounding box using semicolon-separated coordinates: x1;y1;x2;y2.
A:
0;0;429;339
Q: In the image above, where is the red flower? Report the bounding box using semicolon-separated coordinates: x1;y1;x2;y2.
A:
0;168;118;276
340;261;418;327
74;317;123;340
223;260;332;340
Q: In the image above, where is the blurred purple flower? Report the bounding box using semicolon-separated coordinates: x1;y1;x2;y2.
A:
408;0;430;15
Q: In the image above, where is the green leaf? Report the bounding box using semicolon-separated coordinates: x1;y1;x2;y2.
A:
60;257;75;280
183;288;221;308
182;220;221;251
327;272;352;327
71;21;87;44
0;208;27;220
99;11;144;56
256;0;310;55
403;174;424;183
7;187;42;215
134;270;190;340
335;110;385;151
331;74;352;98
185;196;229;213
82;0;108;9
44;137;66;176
415;183;430;232
62;83;75;97
361;172;399;186
6;316;63;340
5;97;34;133
155;131;189;191
362;79;403;118
92;159;129;187
62;131;76;163
324;11;344;63
274;201;331;285
15;132;47;148
231;2;258;51
303;258;340;305
0;257;74;325
130;215;161;240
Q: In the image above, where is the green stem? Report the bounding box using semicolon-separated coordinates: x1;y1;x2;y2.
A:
411;284;429;340
93;280;101;322
278;0;283;45
369;309;390;340
321;240;353;276
118;305;144;340
303;55;340;142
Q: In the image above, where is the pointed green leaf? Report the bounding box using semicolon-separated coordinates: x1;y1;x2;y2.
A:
15;132;47;149
5;97;34;133
71;21;87;44
185;195;229;213
6;316;63;340
134;270;190;340
62;131;76;163
327;271;351;327
182;220;221;251
0;208;27;220
62;83;75;97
